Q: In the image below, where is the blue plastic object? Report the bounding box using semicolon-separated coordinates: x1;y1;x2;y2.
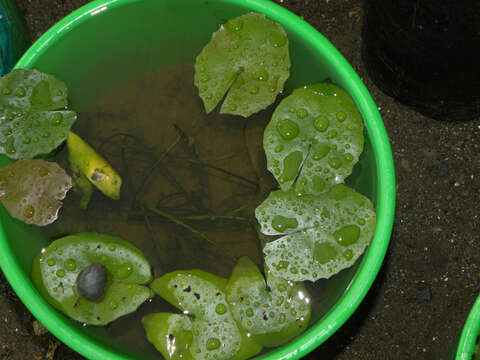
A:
0;2;13;75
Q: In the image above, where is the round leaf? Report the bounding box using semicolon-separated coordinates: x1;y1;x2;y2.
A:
194;13;290;117
0;68;77;159
263;83;364;195
226;256;310;347
149;270;262;360
31;232;153;325
255;184;376;281
0;159;72;226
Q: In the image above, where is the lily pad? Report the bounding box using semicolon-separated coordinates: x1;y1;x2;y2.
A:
31;232;153;325
255;184;376;281
263;83;364;195
226;256;310;347
0;68;77;159
0;159;72;226
194;12;290;117
143;313;195;360
146;270;262;360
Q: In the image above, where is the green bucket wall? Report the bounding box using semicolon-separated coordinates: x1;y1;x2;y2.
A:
454;294;480;360
0;0;396;359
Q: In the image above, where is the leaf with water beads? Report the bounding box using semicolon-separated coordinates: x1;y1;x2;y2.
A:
263;83;364;195
226;256;311;347
194;12;290;117
145;270;262;360
255;184;376;281
31;232;153;325
0;159;72;226
0;68;76;159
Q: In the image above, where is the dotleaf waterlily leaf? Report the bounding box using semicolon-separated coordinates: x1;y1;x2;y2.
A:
0;159;72;226
255;184;376;281
194;12;290;117
263;83;364;195
226;256;310;347
147;270;262;360
0;68;77;159
31;232;153;325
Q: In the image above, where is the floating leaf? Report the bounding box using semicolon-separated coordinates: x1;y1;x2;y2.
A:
145;270;262;360
0;68;77;159
143;313;195;360
67;132;122;200
0;159;72;226
31;233;153;325
263;83;364;195
226;256;310;347
255;185;376;281
194;13;290;117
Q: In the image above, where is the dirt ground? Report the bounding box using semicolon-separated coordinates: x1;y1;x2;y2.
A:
1;0;480;359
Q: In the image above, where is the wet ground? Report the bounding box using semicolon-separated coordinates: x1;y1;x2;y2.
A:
1;0;480;359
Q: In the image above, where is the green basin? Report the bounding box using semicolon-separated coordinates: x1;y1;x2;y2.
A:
0;0;396;358
455;295;480;360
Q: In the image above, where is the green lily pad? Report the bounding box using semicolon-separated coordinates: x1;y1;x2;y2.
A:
31;232;153;325
143;313;195;360
226;256;310;347
0;159;72;226
194;12;290;117
263;83;364;195
0;68;77;159
146;270;262;360
255;184;376;281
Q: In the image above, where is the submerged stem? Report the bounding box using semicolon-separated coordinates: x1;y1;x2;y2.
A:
182;158;258;188
143;205;238;262
142;208;165;273
134;115;202;202
179;214;249;222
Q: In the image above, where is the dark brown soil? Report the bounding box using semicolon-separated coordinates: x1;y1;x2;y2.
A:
1;0;479;359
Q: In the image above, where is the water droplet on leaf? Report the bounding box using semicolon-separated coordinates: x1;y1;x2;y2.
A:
296;108;308;119
334;225;360;246
272;215;298;232
15;87;26;97
326;130;337;139
64;259;76;271
328;157;341;169
313;116;329;132
117;263;133;279
23;205;35;218
276;119;299;140
215;303;227;315
254;68;269;82
206;338;221;350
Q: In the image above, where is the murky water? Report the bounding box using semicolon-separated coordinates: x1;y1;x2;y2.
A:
44;61;346;358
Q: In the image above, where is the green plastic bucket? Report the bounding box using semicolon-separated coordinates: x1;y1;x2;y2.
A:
0;0;396;358
455;295;480;360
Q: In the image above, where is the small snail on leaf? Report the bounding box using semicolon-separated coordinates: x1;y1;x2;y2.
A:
76;263;108;302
